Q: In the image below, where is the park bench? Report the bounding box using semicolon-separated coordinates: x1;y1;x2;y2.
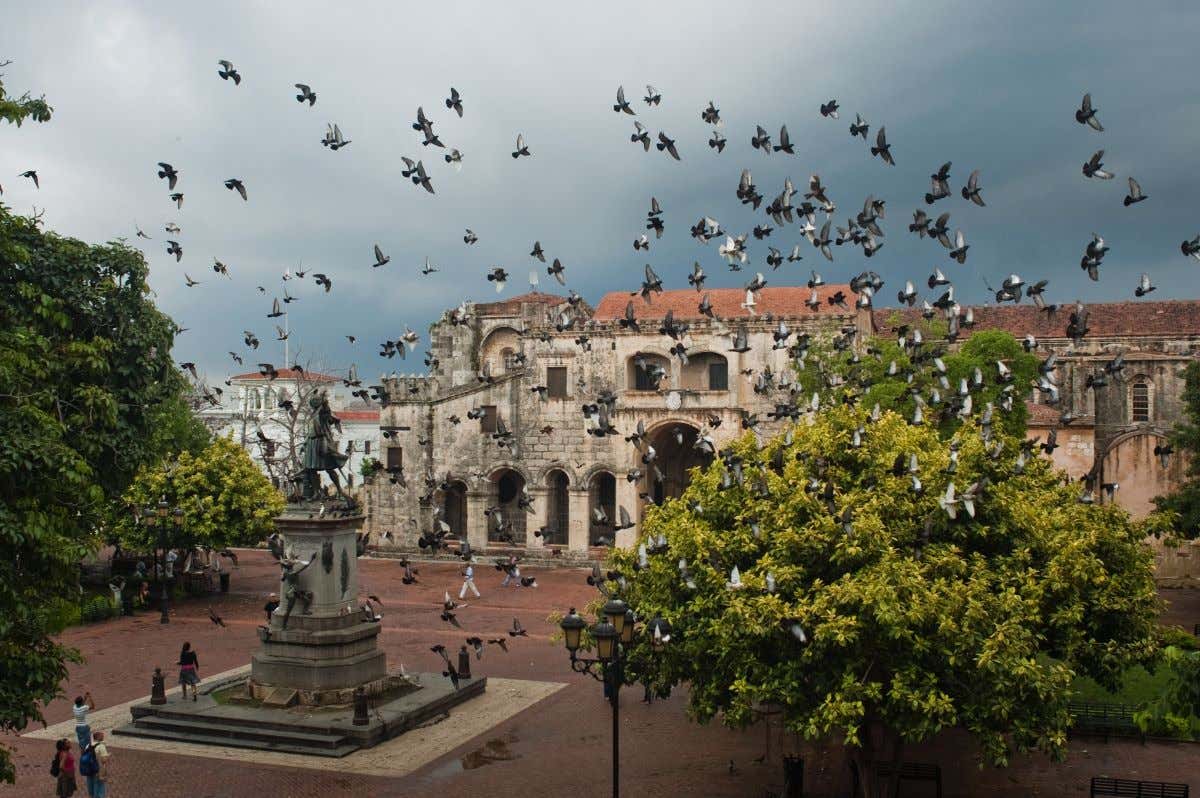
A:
849;760;942;798
1090;776;1189;798
1068;701;1145;742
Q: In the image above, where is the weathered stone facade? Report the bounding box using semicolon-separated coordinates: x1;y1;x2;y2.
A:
364;289;1200;558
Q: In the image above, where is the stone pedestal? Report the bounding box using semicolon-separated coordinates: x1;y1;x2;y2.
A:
249;506;387;705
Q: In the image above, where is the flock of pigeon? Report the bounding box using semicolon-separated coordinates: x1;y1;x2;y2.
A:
9;62;1194;544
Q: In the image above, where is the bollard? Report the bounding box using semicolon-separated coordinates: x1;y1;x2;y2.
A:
458;646;472;680
352;686;369;726
150;667;167;705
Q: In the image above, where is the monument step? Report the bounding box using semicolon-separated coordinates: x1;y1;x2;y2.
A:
122;715;353;751
114;722;360;758
129;705;349;738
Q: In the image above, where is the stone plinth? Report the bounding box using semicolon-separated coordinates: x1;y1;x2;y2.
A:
250;505;386;704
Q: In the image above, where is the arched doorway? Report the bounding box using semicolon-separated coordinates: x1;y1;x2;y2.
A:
544;470;570;545
489;468;528;544
442;480;467;539
588;471;617;546
643;423;712;506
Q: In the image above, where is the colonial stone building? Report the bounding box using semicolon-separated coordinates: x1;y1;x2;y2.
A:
363;287;1199;558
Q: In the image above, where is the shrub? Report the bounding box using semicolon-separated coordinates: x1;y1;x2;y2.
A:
1159;625;1199;651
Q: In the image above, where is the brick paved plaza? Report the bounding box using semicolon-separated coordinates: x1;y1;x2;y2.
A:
4;552;1197;797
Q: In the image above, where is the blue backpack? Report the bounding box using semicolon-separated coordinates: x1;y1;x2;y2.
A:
79;745;98;777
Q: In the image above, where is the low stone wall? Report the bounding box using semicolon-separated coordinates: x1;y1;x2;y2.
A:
1149;536;1200;587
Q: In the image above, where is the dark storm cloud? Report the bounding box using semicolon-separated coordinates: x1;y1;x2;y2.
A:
2;1;1198;381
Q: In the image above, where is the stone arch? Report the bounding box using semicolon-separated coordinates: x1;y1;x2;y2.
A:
641;420;713;508
578;462;622;488
543;468;570;546
480;326;523;375
441;480;468;539
681;351;729;391
487;467;528;544
533;461;578;486
588;469;618;546
626;351;671;391
1098;429;1181;519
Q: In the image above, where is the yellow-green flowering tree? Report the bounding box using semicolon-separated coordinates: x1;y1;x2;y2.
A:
610;406;1160;798
113;436;284;551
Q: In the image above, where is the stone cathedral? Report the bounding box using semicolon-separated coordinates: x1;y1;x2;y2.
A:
362;285;1199;562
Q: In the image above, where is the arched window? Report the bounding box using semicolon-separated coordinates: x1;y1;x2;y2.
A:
1131;378;1150;423
627;353;670;392
682;352;729;391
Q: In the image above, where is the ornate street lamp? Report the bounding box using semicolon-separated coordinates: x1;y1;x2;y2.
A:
559;602;670;798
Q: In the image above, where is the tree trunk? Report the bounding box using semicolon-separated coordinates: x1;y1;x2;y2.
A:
851;719;903;798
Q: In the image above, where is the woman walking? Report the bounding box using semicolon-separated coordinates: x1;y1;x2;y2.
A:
53;738;77;797
178;642;200;701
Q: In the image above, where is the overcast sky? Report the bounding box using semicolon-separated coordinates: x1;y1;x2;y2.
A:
3;1;1199;381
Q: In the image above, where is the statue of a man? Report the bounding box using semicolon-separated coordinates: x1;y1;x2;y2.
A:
299;390;349;501
278;550;318;630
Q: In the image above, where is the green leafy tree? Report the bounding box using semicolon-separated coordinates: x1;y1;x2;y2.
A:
611;406;1160;798
146;392;213;461
0;173;185;778
1153;361;1200;538
0;61;52;126
112;436;285;552
795;328;1040;439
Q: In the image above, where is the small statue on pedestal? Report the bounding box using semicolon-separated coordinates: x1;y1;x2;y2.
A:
267;533;318;630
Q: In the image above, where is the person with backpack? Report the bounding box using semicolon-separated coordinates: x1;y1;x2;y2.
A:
178;641;200;701
79;730;109;798
71;692;95;750
52;738;76;797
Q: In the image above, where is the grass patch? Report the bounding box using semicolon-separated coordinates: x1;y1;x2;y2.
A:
1069;664;1172;706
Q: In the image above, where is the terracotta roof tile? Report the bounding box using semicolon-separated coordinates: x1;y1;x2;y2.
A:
592;285;858;321
873;299;1200;339
474;291;569;317
336;409;380;422
1024;400;1062;426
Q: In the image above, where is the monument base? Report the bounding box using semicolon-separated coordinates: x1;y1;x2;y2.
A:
113;671;485;757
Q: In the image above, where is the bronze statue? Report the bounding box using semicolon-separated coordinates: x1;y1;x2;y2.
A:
268;533;318;630
298;391;349;502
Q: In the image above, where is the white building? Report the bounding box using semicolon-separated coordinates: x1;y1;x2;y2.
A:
198;370;380;492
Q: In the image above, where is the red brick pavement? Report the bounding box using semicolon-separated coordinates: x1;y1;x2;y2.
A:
2;552;1197;797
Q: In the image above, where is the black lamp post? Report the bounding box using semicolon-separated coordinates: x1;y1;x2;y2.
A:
560;602;670;798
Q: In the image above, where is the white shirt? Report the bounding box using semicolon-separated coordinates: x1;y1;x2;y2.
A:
464;565;474;579
73;703;88;726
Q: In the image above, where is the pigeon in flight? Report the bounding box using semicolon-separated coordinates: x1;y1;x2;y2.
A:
463;229;478;245
224;178;247;201
217;60;241;84
157;162;179;190
166;240;182;262
849;114;869;139
961;170;985;206
774;125;794;154
701;101;721;125
372;244;390;268
445;87;463;117
1135;273;1156;297
613;85;635;115
631;121;651;151
820;99;839;119
1123;177;1146;206
1075;92;1103;131
444;148;463;170
870;127;895;165
294;83;316;105
656;131;681;160
19;170;38;188
644;85;661;106
1082;150;1114;179
512;134;531;158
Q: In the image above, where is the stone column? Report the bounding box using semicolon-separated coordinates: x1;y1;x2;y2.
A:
466;490;489;551
527;487;547;550
615;477;640;549
568;488;590;553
